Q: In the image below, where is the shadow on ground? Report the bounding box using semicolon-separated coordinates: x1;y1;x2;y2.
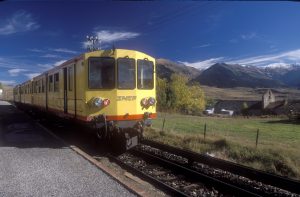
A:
263;119;300;125
0;102;66;149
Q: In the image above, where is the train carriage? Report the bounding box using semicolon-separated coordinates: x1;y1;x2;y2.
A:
14;49;156;151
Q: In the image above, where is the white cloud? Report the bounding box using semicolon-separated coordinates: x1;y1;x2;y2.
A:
0;57;22;69
96;30;140;43
241;32;257;40
24;73;40;79
179;48;300;70
41;54;61;58
37;63;52;69
179;57;224;70
262;63;292;69
54;60;66;67
83;30;140;48
0;10;39;35
82;41;89;49
28;48;44;53
50;48;78;54
37;60;67;69
0;80;16;86
193;44;211;48
228;49;300;66
8;68;27;77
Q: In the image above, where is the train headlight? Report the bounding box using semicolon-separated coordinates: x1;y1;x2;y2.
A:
141;98;148;107
94;97;103;107
103;98;110;106
148;97;156;106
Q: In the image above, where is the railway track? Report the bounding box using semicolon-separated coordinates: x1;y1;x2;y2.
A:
110;149;259;197
25;109;300;196
138;139;300;197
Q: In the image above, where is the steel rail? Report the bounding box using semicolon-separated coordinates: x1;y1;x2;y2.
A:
129;149;260;197
108;154;190;197
142;139;300;195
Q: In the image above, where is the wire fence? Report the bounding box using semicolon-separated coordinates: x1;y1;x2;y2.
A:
151;113;300;149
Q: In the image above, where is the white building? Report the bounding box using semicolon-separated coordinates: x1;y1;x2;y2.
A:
204;108;214;115
220;109;234;116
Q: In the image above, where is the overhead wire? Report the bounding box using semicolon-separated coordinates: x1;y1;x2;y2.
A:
129;2;212;35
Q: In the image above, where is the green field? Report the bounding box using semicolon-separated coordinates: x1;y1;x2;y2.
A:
144;113;300;180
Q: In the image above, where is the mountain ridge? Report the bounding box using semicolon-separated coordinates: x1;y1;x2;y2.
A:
156;59;300;88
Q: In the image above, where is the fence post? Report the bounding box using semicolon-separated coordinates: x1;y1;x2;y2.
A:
256;129;259;148
161;117;166;132
204;123;207;141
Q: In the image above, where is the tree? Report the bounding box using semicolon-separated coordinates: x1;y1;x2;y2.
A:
156;77;168;111
0;82;2;89
206;98;216;108
188;85;206;114
242;102;249;117
168;74;191;112
167;74;206;114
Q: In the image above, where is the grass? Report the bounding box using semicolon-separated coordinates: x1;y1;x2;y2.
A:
144;113;300;180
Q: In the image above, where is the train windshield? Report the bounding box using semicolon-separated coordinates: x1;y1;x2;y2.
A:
137;59;154;89
88;57;115;89
117;58;135;89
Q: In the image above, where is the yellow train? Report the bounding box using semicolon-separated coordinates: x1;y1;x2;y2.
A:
14;49;156;150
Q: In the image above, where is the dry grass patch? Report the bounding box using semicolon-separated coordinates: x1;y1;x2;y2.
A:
144;128;300;180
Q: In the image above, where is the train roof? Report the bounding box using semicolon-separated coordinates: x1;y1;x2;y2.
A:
16;48;155;86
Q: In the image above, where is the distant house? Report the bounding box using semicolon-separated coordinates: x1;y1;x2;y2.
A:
213;89;294;116
262;89;276;109
214;100;258;115
204;108;214;115
220;109;234;116
0;89;3;99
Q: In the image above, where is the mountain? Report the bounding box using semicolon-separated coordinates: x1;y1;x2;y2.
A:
264;64;300;88
155;58;300;88
193;63;284;88
156;58;201;80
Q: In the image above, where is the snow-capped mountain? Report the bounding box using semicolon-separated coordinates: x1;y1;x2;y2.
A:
156;58;300;88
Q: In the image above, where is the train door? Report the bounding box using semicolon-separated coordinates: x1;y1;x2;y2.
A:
63;67;68;113
18;86;21;102
45;73;48;110
67;65;75;116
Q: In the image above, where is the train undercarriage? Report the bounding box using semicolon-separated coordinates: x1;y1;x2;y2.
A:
92;114;151;153
14;102;151;153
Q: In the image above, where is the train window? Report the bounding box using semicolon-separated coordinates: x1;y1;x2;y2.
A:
35;81;38;93
49;75;53;92
88;57;115;89
54;73;59;92
137;59;154;89
117;58;135;89
68;67;73;91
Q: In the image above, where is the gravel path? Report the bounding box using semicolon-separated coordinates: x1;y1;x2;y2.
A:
0;101;135;197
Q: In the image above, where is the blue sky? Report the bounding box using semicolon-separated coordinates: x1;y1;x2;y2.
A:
1;1;300;85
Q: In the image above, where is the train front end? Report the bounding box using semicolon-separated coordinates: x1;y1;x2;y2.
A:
84;49;156;151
